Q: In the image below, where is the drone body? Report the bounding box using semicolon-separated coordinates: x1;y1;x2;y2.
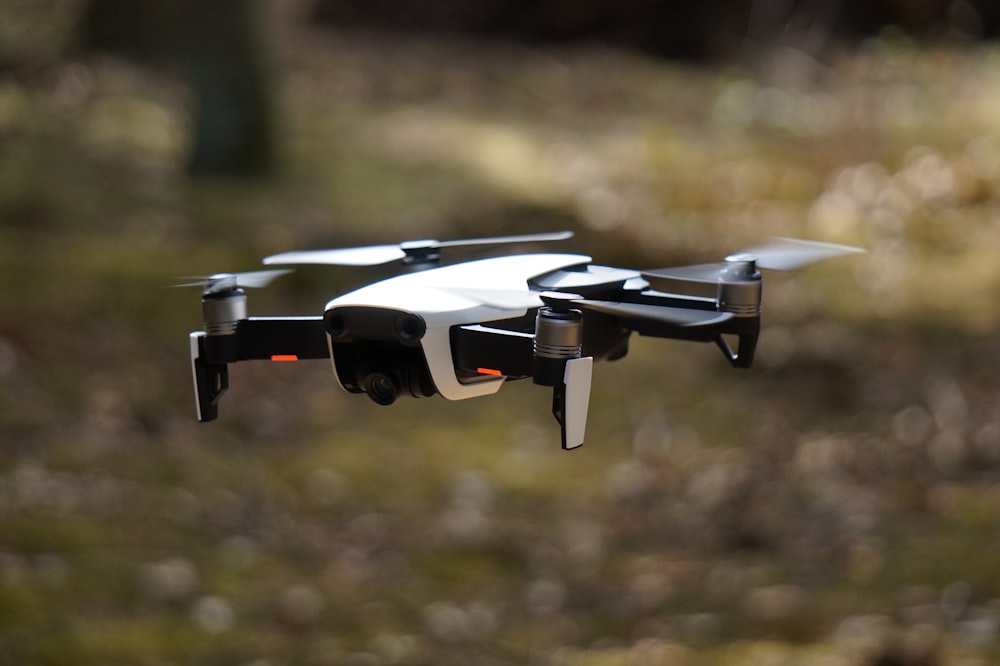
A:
188;232;862;448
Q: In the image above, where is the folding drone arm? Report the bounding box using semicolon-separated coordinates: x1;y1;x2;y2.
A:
554;287;761;369
448;284;760;449
621;290;761;368
450;300;595;450
190;316;328;422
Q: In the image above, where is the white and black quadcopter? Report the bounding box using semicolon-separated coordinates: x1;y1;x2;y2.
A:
187;231;862;449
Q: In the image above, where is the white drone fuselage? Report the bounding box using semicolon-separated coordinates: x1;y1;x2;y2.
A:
324;253;591;400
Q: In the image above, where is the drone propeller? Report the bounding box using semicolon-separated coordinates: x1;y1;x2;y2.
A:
263;230;574;267
442;287;544;310
438;286;733;330
736;237;866;270
643;237;864;284
176;269;291;294
568;299;734;328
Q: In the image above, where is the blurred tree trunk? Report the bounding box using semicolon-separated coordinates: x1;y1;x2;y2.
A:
79;0;276;178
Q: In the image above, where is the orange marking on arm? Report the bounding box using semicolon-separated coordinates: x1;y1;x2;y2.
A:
270;355;299;362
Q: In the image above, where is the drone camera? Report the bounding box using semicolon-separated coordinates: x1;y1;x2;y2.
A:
322;307;435;404
362;372;400;405
344;344;437;405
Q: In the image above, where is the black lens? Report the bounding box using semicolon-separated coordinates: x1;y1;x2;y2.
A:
394;314;425;341
365;373;398;405
325;312;346;337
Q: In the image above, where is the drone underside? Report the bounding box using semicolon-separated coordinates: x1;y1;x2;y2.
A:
188;232;862;449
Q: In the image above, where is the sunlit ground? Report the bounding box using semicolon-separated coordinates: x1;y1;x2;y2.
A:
3;4;1000;665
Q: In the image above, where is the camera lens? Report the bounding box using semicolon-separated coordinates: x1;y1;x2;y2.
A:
364;373;398;405
325;312;347;337
394;314;425;341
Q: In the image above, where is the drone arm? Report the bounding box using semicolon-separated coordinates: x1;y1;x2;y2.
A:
451;312;596;449
451;325;534;378
714;323;759;368
191;316;329;422
577;291;761;368
235;317;329;360
633;316;759;368
198;316;328;364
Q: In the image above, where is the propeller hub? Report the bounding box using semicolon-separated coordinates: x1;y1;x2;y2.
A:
722;255;759;280
399;240;441;267
204;273;239;294
539;291;583;313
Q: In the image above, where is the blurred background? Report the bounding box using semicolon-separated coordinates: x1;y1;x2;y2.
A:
4;0;1000;664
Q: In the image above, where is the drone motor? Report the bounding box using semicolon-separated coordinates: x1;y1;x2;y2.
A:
202;287;247;337
532;297;584;386
531;294;592;449
717;256;762;317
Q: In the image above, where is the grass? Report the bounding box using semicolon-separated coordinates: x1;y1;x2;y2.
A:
4;5;1000;664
